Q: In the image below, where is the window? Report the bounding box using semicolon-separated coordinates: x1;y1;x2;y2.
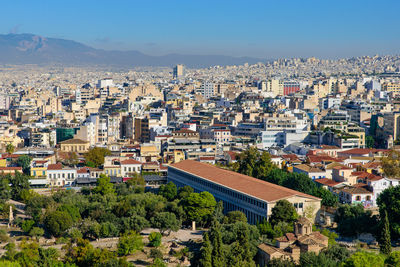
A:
356;196;361;201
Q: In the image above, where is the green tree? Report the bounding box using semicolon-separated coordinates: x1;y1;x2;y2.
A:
122;215;150;233
0;177;11;203
29;227;44;240
223;211;247;224
342;251;385;267
320;229;338;246
334;204;377;237
150;258;167;267
377;186;400;239
126;173;146;193
180;192;216;226
9;172;30;200
266;257;296;267
379;210;392;255
0;260;21;267
93;174;115;196
57;203;81;223
6;143;15;154
321;245;350;263
177;185;194;199
16;155;32;175
63;238;118;266
80;218;101;240
149;248;163;261
210;223;225;267
315;187;338;207
21;220;35;234
151;212;181;236
269;200;298;225
299;252;336;267
227;223;255;267
385;251;400;267
148;232;162;247
84;147;111;167
158;182;177;201
117;231;143;256
365;135;375;148
212;201;224;224
44;210;73;237
199;233;212;267
236;147;276;178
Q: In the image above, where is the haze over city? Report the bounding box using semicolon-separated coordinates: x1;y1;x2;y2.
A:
2;0;400;59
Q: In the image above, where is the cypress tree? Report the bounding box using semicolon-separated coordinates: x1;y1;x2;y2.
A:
199;233;212;267
211;223;225;267
380;210;392;255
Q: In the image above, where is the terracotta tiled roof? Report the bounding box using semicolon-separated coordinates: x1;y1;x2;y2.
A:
340;186;372;195
308;155;342;163
121;159;142;165
47;163;63;170
315;178;341;186
77;167;89;174
362;162;382;169
332;165;352;170
199;156;215;160
170;160;321;203
258;243;286;255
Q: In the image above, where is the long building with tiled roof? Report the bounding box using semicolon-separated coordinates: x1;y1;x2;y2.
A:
168;160;321;224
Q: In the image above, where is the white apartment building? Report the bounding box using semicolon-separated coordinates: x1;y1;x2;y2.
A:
258;110;309;148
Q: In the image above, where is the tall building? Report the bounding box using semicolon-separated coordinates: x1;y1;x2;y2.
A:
173;64;185;79
200;81;215;99
283;81;300;95
134;117;150;143
0;94;11;110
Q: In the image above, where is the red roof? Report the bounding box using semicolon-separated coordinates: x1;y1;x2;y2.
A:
199;156;215;160
351;171;382;180
77;167;89;174
282;154;299;161
34;160;48;164
121;159;142;165
308;155;342;163
170;160;321;203
315;178;341;187
332;165;352;170
225;151;239;160
47;163;63;170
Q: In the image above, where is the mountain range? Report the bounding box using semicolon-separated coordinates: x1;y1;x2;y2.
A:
0;33;264;68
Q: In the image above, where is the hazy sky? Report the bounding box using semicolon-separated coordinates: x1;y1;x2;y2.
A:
2;0;400;59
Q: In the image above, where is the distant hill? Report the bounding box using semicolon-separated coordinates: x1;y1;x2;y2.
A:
0;33;264;68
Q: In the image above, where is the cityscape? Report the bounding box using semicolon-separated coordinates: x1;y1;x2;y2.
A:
0;1;400;267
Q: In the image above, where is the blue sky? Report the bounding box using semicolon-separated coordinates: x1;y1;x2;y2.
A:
2;0;400;58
